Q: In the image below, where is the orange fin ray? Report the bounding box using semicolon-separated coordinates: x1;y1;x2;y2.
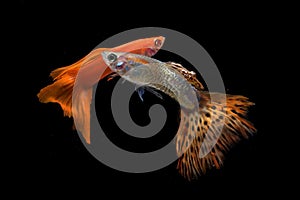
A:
37;48;107;117
72;86;93;144
37;74;74;117
176;91;256;180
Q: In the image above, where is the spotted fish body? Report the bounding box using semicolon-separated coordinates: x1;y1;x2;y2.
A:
102;52;199;111
102;51;256;180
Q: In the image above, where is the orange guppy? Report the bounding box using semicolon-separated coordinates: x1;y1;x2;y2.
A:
37;36;165;144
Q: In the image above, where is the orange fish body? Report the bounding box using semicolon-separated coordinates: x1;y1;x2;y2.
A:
73;37;164;88
38;36;165;143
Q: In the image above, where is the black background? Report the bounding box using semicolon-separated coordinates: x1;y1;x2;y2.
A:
12;0;282;197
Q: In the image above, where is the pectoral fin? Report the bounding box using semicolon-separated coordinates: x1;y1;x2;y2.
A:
135;86;164;102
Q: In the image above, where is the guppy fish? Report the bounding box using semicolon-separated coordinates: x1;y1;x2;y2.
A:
102;51;256;180
37;36;165;144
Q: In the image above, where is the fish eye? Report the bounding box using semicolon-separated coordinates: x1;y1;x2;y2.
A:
107;53;117;62
115;61;126;70
154;39;162;47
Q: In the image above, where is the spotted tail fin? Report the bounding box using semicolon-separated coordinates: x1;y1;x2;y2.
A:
176;91;256;180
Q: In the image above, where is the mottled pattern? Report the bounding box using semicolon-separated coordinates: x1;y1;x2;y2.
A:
120;54;199;111
106;53;256;180
144;62;256;180
166;62;204;91
175;91;256;180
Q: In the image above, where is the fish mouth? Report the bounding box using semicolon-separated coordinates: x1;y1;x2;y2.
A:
145;48;159;57
146;36;165;57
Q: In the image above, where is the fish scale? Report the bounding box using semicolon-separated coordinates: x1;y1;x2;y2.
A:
102;52;198;110
102;51;256;180
129;60;198;110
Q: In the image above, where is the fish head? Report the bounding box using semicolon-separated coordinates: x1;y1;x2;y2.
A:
124;36;165;57
102;51;134;76
123;36;165;57
144;36;165;57
112;36;165;58
102;51;151;83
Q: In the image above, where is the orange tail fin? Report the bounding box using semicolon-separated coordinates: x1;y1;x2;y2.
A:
71;86;93;143
37;73;75;117
37;48;107;117
37;48;109;144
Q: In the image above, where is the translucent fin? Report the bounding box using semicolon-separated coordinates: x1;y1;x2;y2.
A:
38;48;108;115
144;87;163;100
136;86;145;102
72;87;93;144
176;91;256;180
